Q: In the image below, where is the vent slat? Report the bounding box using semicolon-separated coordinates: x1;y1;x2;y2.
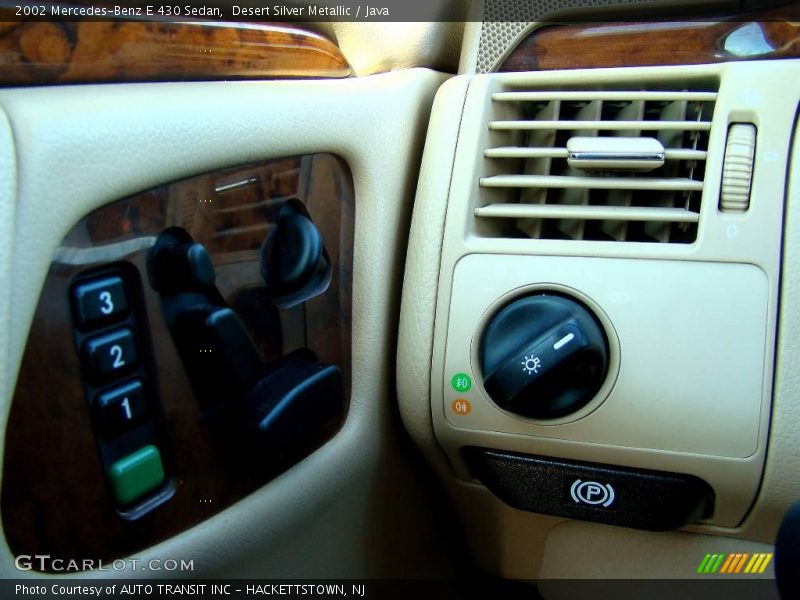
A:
484;147;707;160
665;149;708;161
485;147;570;159
474;204;699;223
492;91;718;102
477;85;715;244
489;120;711;131
480;175;704;192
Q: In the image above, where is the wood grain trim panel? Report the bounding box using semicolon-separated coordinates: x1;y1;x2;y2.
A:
499;5;800;72
2;154;354;567
0;18;350;85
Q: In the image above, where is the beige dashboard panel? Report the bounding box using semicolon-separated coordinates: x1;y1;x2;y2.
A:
398;60;800;578
444;256;768;460
0;69;451;577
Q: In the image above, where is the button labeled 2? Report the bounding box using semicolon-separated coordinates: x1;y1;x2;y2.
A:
71;276;129;328
95;379;147;438
82;328;138;382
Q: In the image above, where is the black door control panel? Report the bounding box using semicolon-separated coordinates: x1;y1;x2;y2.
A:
466;448;714;531
70;266;174;519
480;293;610;419
68;206;342;520
5;156;354;557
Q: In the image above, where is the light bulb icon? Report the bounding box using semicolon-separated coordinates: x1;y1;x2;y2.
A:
521;355;541;375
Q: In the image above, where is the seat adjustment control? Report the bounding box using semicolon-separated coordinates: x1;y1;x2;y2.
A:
260;199;331;308
82;327;139;382
149;225;343;468
233;355;343;451
150;228;216;293
172;305;263;406
480;293;609;419
71;276;129;328
108;445;166;507
70;265;173;519
94;379;148;438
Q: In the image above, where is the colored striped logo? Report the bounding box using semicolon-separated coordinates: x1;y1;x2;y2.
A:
697;553;773;575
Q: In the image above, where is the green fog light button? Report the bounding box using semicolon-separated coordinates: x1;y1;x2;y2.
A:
108;445;165;506
451;372;472;393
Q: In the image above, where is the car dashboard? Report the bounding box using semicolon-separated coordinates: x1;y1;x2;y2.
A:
0;1;799;598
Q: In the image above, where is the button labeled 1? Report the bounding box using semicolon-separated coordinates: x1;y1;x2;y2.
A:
72;276;129;328
95;380;147;438
82;328;138;382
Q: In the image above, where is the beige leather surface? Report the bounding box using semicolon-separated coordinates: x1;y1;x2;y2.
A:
0;113;14;424
458;21;484;75
0;69;454;577
397;75;470;475
735;106;800;541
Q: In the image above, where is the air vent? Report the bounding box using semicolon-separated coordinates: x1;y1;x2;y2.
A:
477;89;717;243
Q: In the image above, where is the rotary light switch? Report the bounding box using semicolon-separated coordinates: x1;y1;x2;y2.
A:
479;294;610;419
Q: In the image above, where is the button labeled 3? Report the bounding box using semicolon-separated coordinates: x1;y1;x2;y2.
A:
71;276;129;328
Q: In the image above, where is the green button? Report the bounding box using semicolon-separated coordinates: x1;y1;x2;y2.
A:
451;372;472;393
108;445;165;506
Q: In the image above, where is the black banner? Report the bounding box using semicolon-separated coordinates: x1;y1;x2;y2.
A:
0;579;785;600
1;0;792;24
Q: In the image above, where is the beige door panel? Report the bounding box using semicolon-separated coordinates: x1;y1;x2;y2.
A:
0;69;453;578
